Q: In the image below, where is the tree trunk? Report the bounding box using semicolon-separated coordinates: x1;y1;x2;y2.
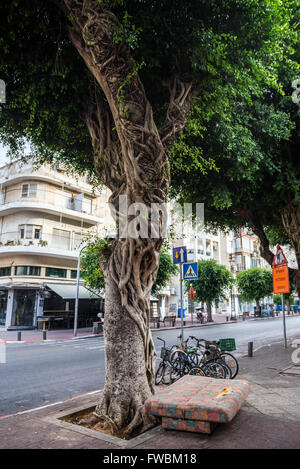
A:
94;268;156;438
256;300;261;316
206;301;213;322
59;0;196;437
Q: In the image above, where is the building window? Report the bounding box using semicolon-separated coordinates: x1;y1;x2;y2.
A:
45;267;67;278
34;228;41;239
19;224;42;240
52;228;70;250
73;233;85;250
21;183;37;198
71;270;83;279
15;266;41;276
0;267;11;276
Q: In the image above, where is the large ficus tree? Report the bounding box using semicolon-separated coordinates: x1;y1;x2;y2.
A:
0;0;294;436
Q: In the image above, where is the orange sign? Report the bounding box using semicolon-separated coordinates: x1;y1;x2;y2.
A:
273;265;290;294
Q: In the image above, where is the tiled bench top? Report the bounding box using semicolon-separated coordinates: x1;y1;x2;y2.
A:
145;375;251;424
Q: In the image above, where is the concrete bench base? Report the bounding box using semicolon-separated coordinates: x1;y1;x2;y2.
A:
146;375;251;434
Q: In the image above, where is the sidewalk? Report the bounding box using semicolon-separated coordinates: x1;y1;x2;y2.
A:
0;313;232;343
1;340;300;449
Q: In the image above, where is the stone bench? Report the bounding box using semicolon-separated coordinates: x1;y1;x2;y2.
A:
145;375;251;434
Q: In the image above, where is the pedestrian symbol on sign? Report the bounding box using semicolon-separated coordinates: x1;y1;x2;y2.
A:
183;262;198;280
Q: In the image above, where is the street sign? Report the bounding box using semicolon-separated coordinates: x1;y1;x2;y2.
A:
271;245;289;349
273;265;290;294
183;262;198;280
272;244;288;268
173;246;187;264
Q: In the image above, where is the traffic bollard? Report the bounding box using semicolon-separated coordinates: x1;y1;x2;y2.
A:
17;331;21;341
43;330;47;341
248;341;253;357
226;316;229;322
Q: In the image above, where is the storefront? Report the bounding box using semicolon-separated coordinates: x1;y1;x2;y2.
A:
0;284;103;330
0;286;39;330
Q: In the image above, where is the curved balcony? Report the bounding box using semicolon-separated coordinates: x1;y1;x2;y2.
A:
0;230;91;260
0;188;104;224
0;161;98;197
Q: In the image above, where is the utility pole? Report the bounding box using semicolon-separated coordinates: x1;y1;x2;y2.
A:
74;244;87;337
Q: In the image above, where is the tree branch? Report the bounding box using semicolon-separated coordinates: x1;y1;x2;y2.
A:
159;77;198;150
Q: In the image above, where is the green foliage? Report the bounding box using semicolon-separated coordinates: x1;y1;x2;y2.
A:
81;239;178;295
0;0;297;179
152;245;178;295
170;2;300;247
80;238;114;295
273;293;295;305
237;267;273;303
187;259;234;305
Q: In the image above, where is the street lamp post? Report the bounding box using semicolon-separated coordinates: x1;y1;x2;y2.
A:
74;244;87;337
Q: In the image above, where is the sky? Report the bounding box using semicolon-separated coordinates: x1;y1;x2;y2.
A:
0;142;31;167
0;144;9;166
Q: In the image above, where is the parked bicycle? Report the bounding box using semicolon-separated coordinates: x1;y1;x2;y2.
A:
188;336;239;379
155;337;206;385
169;335;231;379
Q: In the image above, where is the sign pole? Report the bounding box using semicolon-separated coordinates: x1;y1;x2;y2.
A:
272;245;289;349
282;293;287;349
180;262;184;342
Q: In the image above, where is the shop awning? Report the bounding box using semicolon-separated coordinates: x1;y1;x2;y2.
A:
46;284;102;300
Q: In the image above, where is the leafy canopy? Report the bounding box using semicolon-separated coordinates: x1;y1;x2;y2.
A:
236;267;273;303
81;240;178;295
0;0;296;180
187;259;234;305
170;2;299;248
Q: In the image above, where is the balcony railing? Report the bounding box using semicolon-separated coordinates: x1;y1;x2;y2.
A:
0;188;104;219
0;230;95;252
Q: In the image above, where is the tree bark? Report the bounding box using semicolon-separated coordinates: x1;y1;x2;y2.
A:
255;300;261;317
94;269;156;437
59;0;197;436
206;301;213;322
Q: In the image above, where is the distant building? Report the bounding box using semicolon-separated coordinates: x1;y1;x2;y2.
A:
0;160;112;330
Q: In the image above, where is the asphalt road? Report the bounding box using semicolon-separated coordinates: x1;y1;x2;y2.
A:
1;315;300;417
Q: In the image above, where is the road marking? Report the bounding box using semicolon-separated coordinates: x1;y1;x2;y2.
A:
0;389;101;421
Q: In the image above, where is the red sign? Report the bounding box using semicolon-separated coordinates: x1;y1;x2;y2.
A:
272;244;288;268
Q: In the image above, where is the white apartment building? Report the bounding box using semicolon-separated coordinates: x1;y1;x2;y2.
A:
155;230;233;319
0;160;112;330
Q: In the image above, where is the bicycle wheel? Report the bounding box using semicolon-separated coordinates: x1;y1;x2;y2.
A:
220;352;239;379
169;348;186;364
203;361;227;379
187;351;201;366
171;355;191;378
162;362;179;385
155;362;165;385
188;366;206;376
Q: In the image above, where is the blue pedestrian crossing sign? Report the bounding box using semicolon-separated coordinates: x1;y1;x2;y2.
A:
183;262;198;280
172;246;187;264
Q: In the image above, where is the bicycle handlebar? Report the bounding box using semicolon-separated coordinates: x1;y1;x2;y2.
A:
157;337;166;347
